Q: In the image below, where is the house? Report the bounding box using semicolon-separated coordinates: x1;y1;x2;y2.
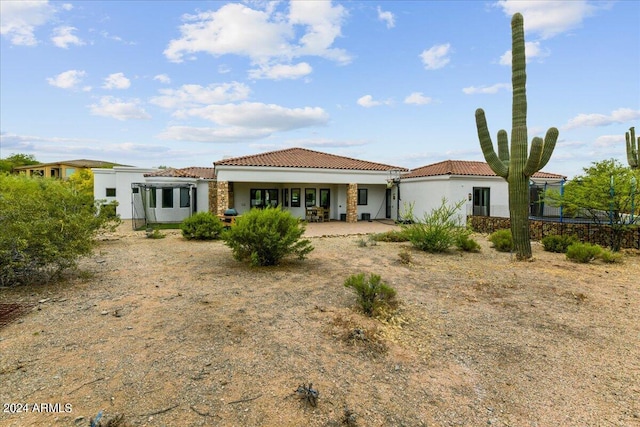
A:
93;166;216;228
212;147;408;223
13;159;125;179
93;148;566;227
400;160;566;225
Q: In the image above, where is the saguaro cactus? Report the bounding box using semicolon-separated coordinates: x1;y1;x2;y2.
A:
626;127;638;169
475;13;559;260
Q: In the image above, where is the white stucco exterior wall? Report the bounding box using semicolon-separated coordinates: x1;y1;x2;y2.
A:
93;167;158;219
399;175;509;225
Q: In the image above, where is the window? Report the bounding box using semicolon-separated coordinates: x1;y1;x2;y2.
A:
473;187;490;216
162;188;174;208
65;168;75;177
357;188;368;205
132;187;139;194
319;189;330;209
180;187;190;208
291;188;301;207
305;188;316;207
283;188;289;207
106;188;116;197
250;189;278;208
149;188;157;208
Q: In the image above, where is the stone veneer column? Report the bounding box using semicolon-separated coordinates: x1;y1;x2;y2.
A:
208;181;217;213
216;181;229;215
346;183;358;223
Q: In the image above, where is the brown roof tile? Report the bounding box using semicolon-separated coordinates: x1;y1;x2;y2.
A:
214;147;407;172
402;160;565;179
144;167;216;179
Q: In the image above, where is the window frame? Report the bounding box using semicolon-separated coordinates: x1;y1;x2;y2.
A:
305;188;316;208
291;188;301;207
180;187;190;208
162;188;174;208
357;188;368;205
106;188;116;197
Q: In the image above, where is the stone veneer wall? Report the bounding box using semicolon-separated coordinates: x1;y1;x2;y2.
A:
468;216;640;249
216;181;229;216
208;181;217;213
346;183;358;223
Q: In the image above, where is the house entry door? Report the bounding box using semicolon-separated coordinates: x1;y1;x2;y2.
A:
473;187;490;216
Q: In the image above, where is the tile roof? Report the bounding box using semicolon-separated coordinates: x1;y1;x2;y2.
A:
144;167;216;179
214;147;407;172
402;160;565;180
13;159;128;169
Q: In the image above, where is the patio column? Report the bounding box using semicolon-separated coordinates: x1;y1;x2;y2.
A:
347;183;358;223
208;181;217;213
216;181;229;215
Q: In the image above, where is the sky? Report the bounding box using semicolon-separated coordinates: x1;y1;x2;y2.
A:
1;0;639;180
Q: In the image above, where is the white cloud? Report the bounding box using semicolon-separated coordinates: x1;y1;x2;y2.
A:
563;108;640;130
420;43;451;70
404;92;432;105
178;102;329;131
46;69;86;89
499;41;549;65
594;134;624;148
89;96;151;121
61;3;73;11
153;74;171;84
463;83;511;95
377;6;395;29
150;82;250;109
51;25;84;48
357;95;392;108
248;62;312;80
157;126;274;143
495;0;596;39
103;72;131;90
0;0;55;46
164;2;349;76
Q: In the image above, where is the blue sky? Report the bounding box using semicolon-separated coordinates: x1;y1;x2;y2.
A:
1;0;638;179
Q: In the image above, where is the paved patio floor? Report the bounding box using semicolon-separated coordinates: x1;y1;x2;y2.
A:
303;219;400;237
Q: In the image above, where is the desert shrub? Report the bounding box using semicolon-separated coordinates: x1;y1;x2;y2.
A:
222;206;313;266
566;242;602;263
541;234;578;253
356;237;368;247
398;248;412;264
146;228;165;239
488;229;514;252
0;174;118;286
180;212;224;240
370;229;409;242
344;273;397;316
455;233;481;252
402;198;469;253
598;248;623;264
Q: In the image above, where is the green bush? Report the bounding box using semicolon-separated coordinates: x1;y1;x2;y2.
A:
566;242;602;263
344;273;397;316
222;207;313;266
402;198;469;253
455;233;481;252
541;234;578;253
180;212;224;240
488;229;514;252
599;249;623;264
370;229;409;242
0;174;118;286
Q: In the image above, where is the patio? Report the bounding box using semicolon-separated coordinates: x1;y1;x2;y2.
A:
302;219;399;237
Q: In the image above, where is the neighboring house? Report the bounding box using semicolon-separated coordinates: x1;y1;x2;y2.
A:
93;166;216;228
14;159;124;179
212;148;408;223
400;160;566;225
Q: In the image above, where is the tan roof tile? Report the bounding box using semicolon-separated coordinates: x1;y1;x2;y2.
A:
144;167;216;179
402;160;565;179
214;147;407;172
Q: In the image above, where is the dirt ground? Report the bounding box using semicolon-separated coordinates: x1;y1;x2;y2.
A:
1;223;639;427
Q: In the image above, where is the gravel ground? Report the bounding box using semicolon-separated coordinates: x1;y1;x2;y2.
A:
0;225;639;427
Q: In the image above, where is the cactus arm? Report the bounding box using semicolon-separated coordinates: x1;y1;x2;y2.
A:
537;127;559;171
497;130;510;162
627;127;638;169
475;108;509;177
523;137;543;177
